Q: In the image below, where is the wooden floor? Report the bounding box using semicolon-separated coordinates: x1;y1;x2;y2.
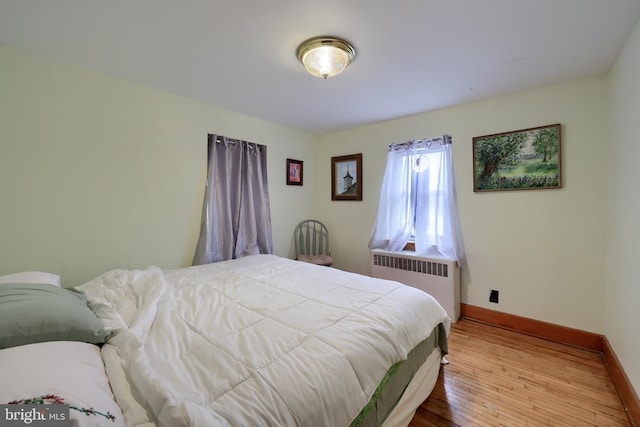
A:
409;319;630;427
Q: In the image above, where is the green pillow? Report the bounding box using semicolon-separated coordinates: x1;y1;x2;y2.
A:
0;283;109;349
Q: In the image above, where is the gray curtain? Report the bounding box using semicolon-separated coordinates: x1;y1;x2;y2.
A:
192;134;273;265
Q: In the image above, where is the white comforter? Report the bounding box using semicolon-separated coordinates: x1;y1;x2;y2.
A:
77;255;449;427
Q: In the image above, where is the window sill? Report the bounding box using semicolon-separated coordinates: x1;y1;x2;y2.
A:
403;242;415;252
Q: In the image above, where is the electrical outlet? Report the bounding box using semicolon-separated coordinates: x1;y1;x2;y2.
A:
489;289;499;303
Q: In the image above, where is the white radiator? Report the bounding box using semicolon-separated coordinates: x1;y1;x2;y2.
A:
370;249;460;322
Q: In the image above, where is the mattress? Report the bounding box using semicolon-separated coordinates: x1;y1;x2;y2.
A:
354;322;447;426
76;254;450;426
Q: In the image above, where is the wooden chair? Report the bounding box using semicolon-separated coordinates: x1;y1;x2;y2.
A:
293;219;334;267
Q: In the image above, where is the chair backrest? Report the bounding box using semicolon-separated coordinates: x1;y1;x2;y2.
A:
294;220;330;257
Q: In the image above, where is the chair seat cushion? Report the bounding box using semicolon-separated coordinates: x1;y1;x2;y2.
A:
296;254;334;266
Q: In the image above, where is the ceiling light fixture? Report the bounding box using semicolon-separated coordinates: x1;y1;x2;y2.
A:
296;36;356;79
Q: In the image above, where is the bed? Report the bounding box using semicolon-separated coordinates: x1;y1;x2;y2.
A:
1;255;449;427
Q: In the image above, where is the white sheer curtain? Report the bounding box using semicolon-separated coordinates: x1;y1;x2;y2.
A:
369;135;465;264
193;134;273;265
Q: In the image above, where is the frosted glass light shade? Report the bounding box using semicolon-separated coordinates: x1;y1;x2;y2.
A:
296;37;355;79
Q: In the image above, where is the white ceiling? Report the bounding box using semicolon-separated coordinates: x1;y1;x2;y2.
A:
1;1;639;135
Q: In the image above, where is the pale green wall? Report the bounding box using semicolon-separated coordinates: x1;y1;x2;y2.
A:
606;18;640;395
317;77;608;334
0;44;317;286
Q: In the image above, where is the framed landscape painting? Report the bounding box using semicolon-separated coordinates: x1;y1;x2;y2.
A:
331;153;362;201
473;124;561;192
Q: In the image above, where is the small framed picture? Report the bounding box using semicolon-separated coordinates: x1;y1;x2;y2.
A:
331;153;362;201
286;158;303;186
473;123;561;192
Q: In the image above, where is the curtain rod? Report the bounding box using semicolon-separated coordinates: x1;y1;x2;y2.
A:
388;135;452;150
208;134;245;145
208;134;266;150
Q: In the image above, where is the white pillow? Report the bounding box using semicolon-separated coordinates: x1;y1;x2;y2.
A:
0;341;125;427
0;271;61;286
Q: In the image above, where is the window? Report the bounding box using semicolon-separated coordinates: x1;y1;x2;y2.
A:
368;135;464;263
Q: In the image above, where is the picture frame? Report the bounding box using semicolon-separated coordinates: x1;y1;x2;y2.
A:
331;153;362;201
286;158;303;186
473;123;561;192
